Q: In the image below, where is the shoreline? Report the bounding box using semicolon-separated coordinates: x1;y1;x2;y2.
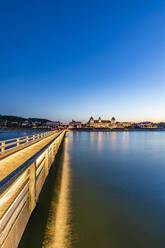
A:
1;127;165;132
69;128;165;132
0;127;50;131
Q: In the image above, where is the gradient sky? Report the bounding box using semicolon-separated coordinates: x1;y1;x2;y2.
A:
1;0;165;123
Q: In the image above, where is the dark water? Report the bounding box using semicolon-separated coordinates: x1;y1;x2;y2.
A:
19;131;165;248
0;128;44;140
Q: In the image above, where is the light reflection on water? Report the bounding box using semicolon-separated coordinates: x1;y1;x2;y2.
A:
42;136;71;248
111;131;116;150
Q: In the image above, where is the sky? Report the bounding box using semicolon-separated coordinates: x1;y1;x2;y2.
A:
0;0;165;123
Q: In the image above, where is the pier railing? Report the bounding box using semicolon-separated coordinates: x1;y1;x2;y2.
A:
0;131;54;155
0;130;66;248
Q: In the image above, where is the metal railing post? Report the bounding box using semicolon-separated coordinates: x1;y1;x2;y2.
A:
1;141;5;153
44;148;49;178
53;141;55;157
28;161;36;214
17;138;20;147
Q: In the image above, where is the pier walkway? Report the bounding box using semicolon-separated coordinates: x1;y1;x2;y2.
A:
0;131;61;181
0;130;66;248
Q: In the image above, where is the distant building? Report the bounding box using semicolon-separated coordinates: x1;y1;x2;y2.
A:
46;121;61;128
120;122;132;128
158;122;165;128
32;120;41;125
2;120;8;126
22;120;30;126
11;121;18;125
69;120;82;129
87;117;116;128
137;122;153;128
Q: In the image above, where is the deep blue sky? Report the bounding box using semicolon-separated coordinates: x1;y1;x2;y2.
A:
1;0;165;122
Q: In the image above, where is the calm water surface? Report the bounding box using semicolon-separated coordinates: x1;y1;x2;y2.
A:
19;131;165;248
0;128;44;140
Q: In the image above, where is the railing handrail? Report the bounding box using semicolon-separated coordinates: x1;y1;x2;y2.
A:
0;131;54;153
0;130;64;195
0;131;51;143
